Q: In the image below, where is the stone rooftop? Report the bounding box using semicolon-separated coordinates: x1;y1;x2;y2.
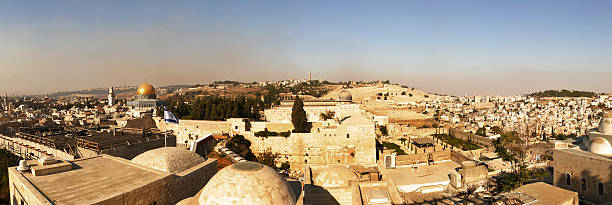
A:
511;182;578;205
13;155;168;204
386;160;460;193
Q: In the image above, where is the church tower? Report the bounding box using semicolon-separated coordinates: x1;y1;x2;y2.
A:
108;86;115;106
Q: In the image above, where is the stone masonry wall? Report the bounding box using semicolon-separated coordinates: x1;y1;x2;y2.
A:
243;126;376;172
554;149;612;204
168;159;218;203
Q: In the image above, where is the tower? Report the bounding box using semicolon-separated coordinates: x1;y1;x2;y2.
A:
3;94;6;111
108;86;115;106
309;72;311;81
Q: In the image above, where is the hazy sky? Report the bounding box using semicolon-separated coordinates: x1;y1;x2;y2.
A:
1;1;611;96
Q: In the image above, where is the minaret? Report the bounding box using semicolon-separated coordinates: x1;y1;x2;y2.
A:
3;94;6;111
309;72;312;81
108;86;115;106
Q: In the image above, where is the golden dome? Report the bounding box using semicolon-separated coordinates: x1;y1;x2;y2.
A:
137;82;156;95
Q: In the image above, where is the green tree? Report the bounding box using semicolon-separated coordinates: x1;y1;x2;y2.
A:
491;126;503;135
319;110;335;121
291;96;309;133
476;127;487;137
379;125;388;136
493;132;529;192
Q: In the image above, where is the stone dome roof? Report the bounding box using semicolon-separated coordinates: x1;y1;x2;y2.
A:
313;165;358;188
196;161;296;205
131;147;206;173
589;137;612;157
338;90;352;101
137;82;156;95
599;112;612;135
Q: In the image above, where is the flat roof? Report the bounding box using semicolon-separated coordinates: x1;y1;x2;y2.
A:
387;160;460;192
411;138;436;146
15;155;168;204
512;182;577;205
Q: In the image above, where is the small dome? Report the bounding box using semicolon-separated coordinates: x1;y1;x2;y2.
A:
131;147;206;173
589;137;612;157
598;112;612;135
197;161;296;205
313;165;358;188
338;90;352;101
137;82;156;95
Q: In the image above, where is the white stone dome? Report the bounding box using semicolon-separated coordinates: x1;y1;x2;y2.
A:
197;161;296;205
338;90;352;101
313;165;358;188
598;112;612;135
131;147;206;173
589;137;612;157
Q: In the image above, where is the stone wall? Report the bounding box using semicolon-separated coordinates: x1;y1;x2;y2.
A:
451;150;473;163
168;159;218;203
154;118;232;146
8;157;218;205
8;168;51;205
553;149;612;204
394;150;451;166
389;124;441;138
264;104;362;123
243;126;377;172
448;128;492;147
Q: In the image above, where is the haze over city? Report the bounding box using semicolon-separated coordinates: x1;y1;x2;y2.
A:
1;0;611;96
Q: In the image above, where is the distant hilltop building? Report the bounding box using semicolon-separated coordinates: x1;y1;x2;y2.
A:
265;89;354;122
554;111;612;204
127;82;166;117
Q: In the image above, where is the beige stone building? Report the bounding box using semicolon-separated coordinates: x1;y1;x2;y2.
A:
499;182;578;205
9;147;217;205
553;112;612;204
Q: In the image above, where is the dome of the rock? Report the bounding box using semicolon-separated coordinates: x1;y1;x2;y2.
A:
137;82;156;95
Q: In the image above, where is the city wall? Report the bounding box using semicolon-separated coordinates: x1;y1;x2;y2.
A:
448;128;492;147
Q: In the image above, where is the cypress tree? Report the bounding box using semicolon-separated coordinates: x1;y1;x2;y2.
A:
291;96;309;133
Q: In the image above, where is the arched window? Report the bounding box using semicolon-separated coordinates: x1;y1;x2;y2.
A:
581;178;586;191
566;174;571;186
599;182;604;195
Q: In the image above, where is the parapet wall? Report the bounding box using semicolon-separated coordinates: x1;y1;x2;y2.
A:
169;159;218;203
394;150;451;165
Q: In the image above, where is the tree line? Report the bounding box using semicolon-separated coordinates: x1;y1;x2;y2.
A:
162;95;264;121
528;89;598;98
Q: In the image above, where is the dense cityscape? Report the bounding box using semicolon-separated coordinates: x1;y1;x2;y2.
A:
2;1;612;205
0;78;609;204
